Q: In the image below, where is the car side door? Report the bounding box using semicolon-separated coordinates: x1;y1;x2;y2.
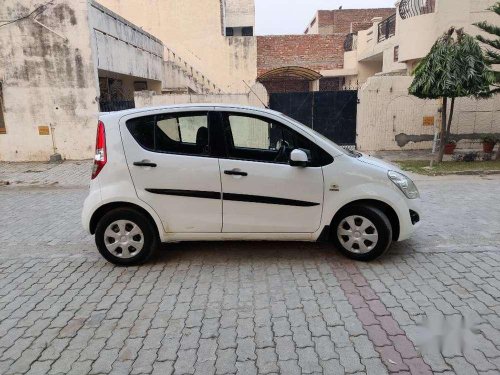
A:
216;110;330;233
121;109;223;233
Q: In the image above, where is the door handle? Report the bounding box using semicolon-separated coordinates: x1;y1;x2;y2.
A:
224;170;248;176
133;161;157;168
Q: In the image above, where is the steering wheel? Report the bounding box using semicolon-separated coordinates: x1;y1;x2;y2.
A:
274;140;291;162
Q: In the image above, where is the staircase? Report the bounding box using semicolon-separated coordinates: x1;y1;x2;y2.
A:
163;47;223;94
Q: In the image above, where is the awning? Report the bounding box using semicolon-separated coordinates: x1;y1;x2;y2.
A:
258;66;322;81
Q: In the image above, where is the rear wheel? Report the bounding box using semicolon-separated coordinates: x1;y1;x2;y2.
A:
95;208;158;265
332;205;393;261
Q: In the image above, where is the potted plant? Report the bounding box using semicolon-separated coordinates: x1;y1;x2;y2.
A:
444;139;457;154
481;134;496;153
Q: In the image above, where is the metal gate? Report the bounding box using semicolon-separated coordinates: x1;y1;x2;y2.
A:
269;90;358;148
98;77;135;112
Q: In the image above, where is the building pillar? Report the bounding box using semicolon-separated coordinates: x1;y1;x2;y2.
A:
309;79;320;92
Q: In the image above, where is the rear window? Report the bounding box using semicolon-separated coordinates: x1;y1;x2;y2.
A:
126;112;209;156
127;116;155;150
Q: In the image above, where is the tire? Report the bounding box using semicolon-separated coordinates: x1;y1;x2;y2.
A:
95;207;158;266
331;205;393;261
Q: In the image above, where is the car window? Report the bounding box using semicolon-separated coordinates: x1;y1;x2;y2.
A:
156;118;180;141
126;115;156;150
229;115;270;150
126;112;209;156
223;112;330;166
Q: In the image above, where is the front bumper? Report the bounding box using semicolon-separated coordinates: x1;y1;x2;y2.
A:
397;198;421;241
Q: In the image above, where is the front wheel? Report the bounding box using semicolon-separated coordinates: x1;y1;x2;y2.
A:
332;205;393;261
95;208;158;265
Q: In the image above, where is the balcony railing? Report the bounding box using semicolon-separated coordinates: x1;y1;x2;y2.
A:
399;0;435;20
377;14;396;43
343;33;357;52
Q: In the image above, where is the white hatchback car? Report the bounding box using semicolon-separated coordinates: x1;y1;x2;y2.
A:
82;104;421;265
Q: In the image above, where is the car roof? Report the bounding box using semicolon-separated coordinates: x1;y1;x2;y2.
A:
99;103;283;119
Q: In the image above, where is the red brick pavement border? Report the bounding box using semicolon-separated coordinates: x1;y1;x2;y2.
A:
330;259;433;375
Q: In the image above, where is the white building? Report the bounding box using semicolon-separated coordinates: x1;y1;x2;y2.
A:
324;0;500;151
0;0;256;161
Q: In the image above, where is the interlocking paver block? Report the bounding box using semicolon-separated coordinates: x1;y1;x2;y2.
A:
390;335;419;359
256;347;279;374
278;359;302;375
362;358;388;375
313;336;337;361
352;335;378;359
297;346;322;374
275;336;297;361
377;345;409;372
337;346;364;373
152;360;174;375
90;348;119;374
236;360;258;375
364;324;391;347
254;325;274;349
237;337;257;361
174;348;197;374
2;177;500;374
215;348;237;374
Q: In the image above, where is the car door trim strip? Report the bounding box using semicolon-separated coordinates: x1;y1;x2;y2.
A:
145;189;319;207
145;189;221;200
223;193;319;207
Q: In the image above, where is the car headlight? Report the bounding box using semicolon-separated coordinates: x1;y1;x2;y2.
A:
388;171;419;199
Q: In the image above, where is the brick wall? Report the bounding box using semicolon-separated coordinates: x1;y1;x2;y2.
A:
315;8;395;35
319;77;345;91
317;11;335;34
257;8;396;94
257;35;345;77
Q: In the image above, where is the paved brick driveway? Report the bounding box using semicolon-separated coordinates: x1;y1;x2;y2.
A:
0;174;499;374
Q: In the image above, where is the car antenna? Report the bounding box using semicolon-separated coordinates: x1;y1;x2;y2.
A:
242;80;269;109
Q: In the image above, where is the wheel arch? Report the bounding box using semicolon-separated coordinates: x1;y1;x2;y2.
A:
330;199;400;241
89;201;161;240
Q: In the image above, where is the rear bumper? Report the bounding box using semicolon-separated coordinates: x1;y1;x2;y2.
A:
81;180;102;234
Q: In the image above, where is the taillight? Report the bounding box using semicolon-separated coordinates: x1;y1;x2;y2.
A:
91;121;107;179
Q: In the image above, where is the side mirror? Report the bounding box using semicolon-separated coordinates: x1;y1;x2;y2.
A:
289;149;310;167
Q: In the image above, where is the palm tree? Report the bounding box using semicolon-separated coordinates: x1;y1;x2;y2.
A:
474;2;500;159
409;28;494;163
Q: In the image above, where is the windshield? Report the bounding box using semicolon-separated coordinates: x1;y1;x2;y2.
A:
280;114;359;157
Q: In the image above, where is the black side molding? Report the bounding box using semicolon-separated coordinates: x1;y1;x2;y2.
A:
145;189;320;207
145;189;221;200
223;193;319;207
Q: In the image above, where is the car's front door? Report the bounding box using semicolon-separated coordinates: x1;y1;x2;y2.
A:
217;110;326;233
121;109;222;233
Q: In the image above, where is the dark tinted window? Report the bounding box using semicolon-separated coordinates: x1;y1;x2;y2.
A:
242;27;253;36
126;112;209;156
127;115;155;150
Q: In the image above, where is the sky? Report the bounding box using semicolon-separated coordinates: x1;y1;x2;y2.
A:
255;0;395;35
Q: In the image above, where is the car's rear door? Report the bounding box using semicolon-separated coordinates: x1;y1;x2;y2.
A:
216;110;326;233
120;108;222;233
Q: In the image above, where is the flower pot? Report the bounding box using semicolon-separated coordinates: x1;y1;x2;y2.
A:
483;141;495;153
444;143;456;155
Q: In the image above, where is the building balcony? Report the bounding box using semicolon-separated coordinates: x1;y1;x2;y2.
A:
377;14;396;43
399;0;435;20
